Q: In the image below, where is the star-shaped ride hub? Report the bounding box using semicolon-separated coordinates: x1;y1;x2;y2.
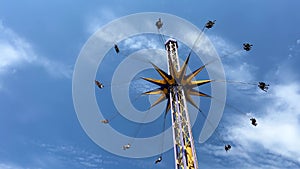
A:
142;55;212;115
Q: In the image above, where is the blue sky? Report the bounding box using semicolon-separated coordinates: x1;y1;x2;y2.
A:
1;0;300;169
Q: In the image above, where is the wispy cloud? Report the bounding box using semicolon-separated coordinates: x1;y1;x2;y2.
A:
288;39;300;59
273;39;300;82
209;35;243;58
209;35;256;82
2;141;121;169
233;83;300;153
39;143;115;169
123;36;161;50
0;163;23;169
196;36;300;168
217;82;300;168
85;8;118;35
38;142;166;169
224;62;256;83
0;21;73;89
206;35;258;98
35;59;73;79
0;22;37;74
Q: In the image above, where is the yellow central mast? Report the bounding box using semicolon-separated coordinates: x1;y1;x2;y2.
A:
143;38;211;169
165;39;198;169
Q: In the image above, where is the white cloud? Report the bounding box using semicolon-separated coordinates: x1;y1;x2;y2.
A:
86;8;117;35
1;142;107;169
35;59;73;79
226;82;300;166
206;35;258;94
123;36;161;50
0;163;24;169
39;143;114;169
224;62;256;83
209;35;243;58
0;21;72;85
195;36;300;168
205;35;256;81
0;163;15;169
0;23;37;74
39;142;164;169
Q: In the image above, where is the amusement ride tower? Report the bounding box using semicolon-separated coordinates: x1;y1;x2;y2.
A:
143;38;212;169
74;13;261;169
